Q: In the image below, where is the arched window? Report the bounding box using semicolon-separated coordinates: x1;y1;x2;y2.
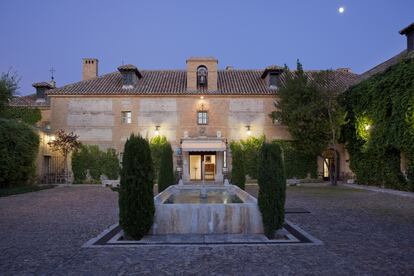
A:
197;66;208;87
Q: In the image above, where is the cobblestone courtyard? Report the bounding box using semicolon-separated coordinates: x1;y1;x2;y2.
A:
0;184;413;275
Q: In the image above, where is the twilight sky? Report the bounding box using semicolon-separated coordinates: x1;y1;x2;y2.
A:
0;0;413;95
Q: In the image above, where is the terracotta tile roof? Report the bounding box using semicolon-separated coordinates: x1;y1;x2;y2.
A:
47;69;360;96
9;94;50;107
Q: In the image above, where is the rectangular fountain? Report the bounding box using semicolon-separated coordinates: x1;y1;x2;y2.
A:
152;184;264;234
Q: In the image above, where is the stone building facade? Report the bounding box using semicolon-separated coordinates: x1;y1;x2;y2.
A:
13;56;359;183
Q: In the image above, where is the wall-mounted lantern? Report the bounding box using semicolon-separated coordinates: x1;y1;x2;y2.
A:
155;125;160;136
246;125;252;136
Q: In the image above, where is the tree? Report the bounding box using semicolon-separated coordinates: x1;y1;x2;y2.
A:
47;129;81;183
258;142;286;239
271;60;346;185
157;142;175;192
0;119;39;187
0;71;19;112
230;142;246;189
119;134;154;240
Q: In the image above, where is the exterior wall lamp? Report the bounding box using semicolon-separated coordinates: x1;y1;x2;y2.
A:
246;125;252;136
155;125;160;136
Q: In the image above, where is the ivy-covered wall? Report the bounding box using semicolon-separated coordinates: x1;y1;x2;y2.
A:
341;55;414;191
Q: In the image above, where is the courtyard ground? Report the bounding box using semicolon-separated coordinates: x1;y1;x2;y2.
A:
0;184;413;275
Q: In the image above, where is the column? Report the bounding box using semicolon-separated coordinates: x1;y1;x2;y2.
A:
216;151;223;183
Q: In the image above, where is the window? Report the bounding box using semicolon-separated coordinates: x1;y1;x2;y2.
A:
197;66;208;87
269;73;278;88
197;111;208;125
121;111;131;124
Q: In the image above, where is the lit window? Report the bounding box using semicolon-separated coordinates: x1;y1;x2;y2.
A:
197;111;208;125
223;150;227;168
121;111;131;124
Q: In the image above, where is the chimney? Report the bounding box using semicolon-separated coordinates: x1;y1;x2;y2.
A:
225;65;234;70
399;22;414;52
82;58;99;80
32;82;53;102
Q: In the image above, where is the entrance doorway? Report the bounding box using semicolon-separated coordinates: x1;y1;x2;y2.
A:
322;149;339;181
189;152;216;181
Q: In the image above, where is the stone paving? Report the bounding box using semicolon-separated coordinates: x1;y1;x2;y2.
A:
0;184;413;275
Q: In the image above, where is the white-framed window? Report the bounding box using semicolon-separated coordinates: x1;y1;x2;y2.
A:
197;111;208;125
121;111;132;124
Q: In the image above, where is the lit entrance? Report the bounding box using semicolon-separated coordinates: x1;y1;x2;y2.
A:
322;149;340;181
189;152;216;181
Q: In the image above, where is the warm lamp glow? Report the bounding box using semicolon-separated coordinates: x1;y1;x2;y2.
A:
246;125;252;136
364;124;371;131
155;125;160;136
200;96;204;99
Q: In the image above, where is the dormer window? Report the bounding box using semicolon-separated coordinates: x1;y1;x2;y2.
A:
118;64;142;89
269;73;279;89
261;65;284;90
197;66;208;87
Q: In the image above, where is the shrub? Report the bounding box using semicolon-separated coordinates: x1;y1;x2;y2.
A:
240;136;265;179
119;134;154;240
71;145;120;183
72;145;89;183
0;119;39;187
230;142;245;189
158;142;175;192
258;142;286;239
102;148;120;180
149;136;168;182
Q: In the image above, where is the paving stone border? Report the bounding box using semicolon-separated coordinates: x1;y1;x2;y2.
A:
83;220;322;247
342;183;414;198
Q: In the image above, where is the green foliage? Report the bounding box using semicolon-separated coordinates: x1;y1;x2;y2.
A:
72;144;120;183
341;56;414;191
0;119;39;187
230;142;245;189
119;134;154;240
157;142;175;192
0;71;19;111
258;142;286;239
1;106;41;125
240;136;265;179
149;136;168;182
273;140;317;179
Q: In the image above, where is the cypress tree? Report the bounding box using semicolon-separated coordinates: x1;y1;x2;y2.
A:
258;142;286;239
158;142;175;192
230;142;246;189
119;134;154;240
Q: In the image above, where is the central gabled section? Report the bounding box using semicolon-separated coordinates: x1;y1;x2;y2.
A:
186;57;218;92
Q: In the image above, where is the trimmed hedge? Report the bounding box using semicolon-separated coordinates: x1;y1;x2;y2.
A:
258;142;286;239
341;55;414;191
72;144;120;183
119;134;154;240
240;136;265;179
0;119;39;187
230;142;245;189
157;142;175;192
273;140;317;179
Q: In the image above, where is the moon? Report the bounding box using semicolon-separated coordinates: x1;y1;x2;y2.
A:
338;6;345;14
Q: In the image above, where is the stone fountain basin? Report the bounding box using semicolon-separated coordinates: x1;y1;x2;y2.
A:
152;184;263;234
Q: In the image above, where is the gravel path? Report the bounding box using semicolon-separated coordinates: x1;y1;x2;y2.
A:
0;184;413;275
